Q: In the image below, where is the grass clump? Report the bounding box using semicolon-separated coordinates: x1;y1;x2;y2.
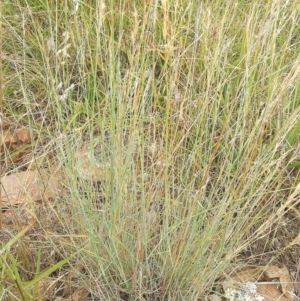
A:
2;0;300;300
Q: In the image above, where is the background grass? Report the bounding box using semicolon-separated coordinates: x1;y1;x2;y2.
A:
2;0;300;300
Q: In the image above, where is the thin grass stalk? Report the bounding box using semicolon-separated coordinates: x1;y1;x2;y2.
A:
0;1;3;230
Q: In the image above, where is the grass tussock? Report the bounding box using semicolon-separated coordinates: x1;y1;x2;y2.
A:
2;0;300;300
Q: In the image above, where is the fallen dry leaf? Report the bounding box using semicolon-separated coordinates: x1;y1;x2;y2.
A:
1;168;66;207
1;121;31;164
222;265;293;301
1;127;31;148
262;265;293;300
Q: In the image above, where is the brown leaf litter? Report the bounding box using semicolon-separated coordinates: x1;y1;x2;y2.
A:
1;119;31;165
208;265;300;301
